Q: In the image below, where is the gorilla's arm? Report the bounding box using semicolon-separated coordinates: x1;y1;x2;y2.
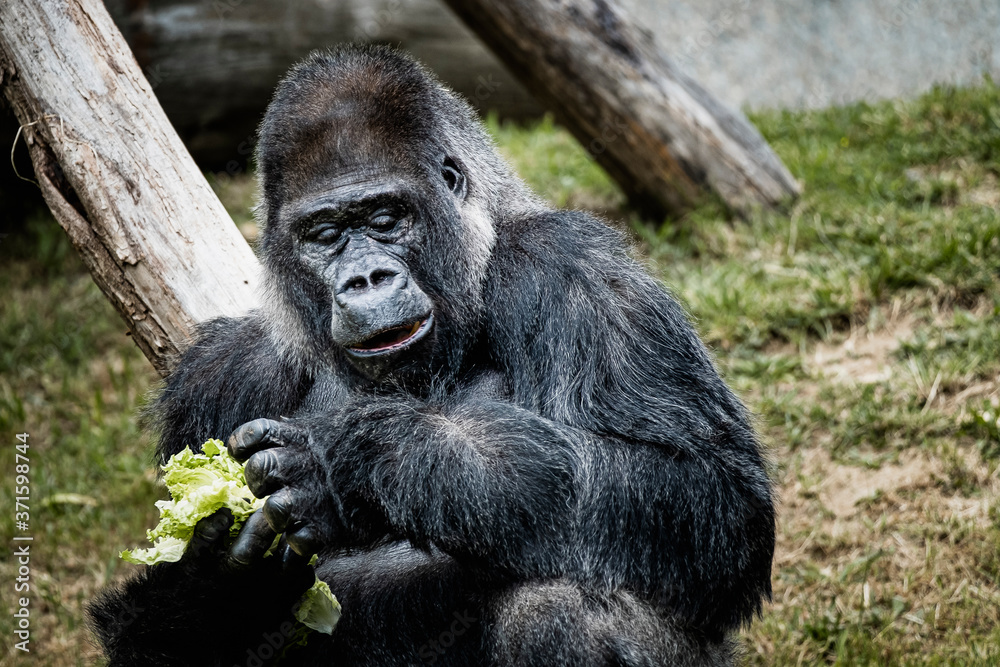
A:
487;211;775;634
231;392;581;567
151;314;313;462
315;393;582;570
310;392;766;636
237;373;765;638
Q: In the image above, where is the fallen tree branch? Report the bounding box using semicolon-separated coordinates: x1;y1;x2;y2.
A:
442;0;802;218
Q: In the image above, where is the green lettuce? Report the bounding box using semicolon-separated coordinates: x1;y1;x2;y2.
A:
121;438;341;634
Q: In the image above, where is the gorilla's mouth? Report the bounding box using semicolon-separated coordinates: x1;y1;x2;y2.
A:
347;314;434;357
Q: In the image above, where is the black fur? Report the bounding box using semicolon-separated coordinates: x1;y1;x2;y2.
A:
89;44;774;666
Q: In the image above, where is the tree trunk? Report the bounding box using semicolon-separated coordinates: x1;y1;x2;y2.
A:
0;0;260;376
441;0;802;218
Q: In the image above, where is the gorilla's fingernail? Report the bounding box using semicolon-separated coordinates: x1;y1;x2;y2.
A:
282;543;308;571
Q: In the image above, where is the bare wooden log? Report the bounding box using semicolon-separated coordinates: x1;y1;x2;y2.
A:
0;0;260;375
441;0;802;218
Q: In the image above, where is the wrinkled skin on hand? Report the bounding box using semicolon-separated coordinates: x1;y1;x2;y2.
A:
228;418;337;558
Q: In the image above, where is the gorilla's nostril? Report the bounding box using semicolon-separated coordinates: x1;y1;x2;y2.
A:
370;270;397;287
338;269;400;297
344;276;368;292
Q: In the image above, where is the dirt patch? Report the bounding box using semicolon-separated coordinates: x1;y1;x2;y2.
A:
782;444;996;521
964;171;1000;209
777;442;999;565
809;448;937;520
808;316;915;385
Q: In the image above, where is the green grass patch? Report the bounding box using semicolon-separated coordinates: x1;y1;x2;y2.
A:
486;113;625;213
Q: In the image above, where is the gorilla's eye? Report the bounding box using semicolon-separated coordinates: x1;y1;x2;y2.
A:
369;210;398;233
306;223;342;245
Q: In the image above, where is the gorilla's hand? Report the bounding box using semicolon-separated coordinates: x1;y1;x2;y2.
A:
228;418;336;556
185;508;313;588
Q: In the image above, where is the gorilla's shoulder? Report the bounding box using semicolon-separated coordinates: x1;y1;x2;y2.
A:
483;209;731;424
485;208;662;331
173;314;293;381
495;208;629;267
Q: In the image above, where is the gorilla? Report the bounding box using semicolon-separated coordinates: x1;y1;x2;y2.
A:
89;45;774;667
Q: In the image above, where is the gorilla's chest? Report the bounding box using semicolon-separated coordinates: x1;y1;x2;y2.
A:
295;365;512;418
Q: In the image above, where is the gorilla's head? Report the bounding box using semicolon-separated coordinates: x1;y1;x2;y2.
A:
255;45;537;382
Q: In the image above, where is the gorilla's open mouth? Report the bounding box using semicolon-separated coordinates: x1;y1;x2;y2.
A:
347;314;434;357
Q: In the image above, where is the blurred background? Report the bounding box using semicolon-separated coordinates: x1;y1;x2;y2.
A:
2;1;999;664
99;0;1000;165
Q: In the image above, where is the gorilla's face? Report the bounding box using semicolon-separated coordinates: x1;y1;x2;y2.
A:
275;157;470;380
256;49;496;382
293;181;434;375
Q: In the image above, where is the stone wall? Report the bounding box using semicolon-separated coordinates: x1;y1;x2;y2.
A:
630;0;1000;110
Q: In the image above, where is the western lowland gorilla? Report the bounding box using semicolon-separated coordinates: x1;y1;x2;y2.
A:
89;44;774;666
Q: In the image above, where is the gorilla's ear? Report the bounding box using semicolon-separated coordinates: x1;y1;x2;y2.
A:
441;157;467;201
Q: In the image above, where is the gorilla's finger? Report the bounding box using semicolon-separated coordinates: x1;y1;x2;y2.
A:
285;523;320;558
227;510;276;568
262;489;295;533
227;418;280;462
280;543;317;593
281;541;309;572
244;449;286;498
187;508;234;559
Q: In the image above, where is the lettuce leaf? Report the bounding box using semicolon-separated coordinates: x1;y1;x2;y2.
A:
120;439;262;562
119;535;187;565
295;577;341;634
120;438;341;635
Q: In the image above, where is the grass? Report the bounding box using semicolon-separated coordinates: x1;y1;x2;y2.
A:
0;217;161;664
3;79;1000;664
